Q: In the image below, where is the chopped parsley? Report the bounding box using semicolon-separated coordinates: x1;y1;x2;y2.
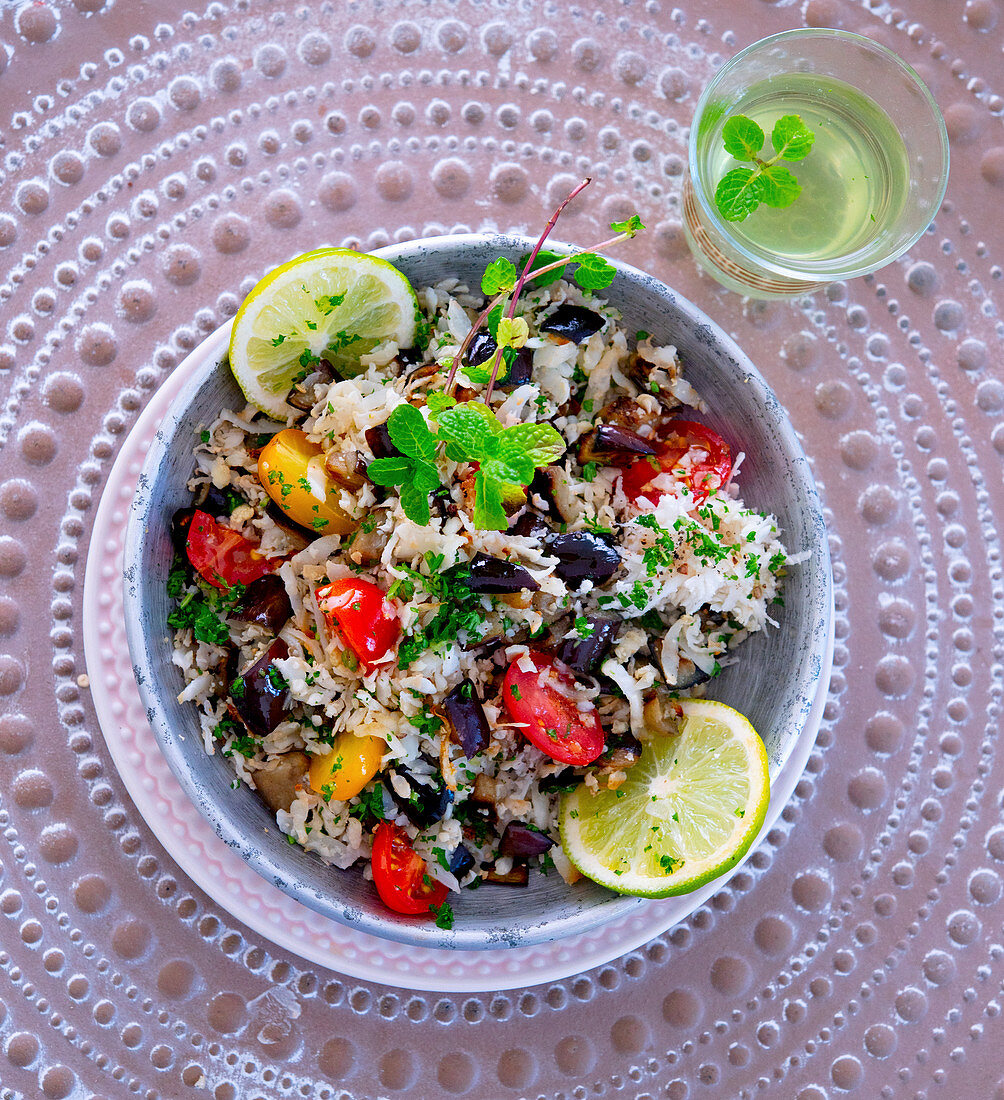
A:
430;900;454;930
397;563;488;668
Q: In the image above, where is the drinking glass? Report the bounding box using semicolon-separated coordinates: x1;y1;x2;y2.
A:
684;29;950;298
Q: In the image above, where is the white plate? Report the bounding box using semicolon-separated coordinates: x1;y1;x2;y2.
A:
82;339;832;992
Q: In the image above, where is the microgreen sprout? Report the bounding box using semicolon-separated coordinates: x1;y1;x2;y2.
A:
382;179;643;530
442;178;644;401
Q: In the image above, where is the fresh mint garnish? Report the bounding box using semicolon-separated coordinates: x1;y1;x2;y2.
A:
481;257;518;296
426;391;458;418
435;403;565;531
443;179;645;402
366;404;442;525
714;113;815;222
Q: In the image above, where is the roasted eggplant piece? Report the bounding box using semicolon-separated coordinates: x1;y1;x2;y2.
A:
499;822;554;858
471;773;498;805
671;657;711;690
323;448;367;491
530;466;580;524
233;574;292;634
510;511;551;538
541;304;604;343
545;531;620;586
577;424;657;467
254;749;309;814
558;616;620;673
466;552;540;594
364;421;402;459
385;769;454;828
642;688;683;737
484;863;530;886
230;637;289;737
596;731;643;771
442;679;491;758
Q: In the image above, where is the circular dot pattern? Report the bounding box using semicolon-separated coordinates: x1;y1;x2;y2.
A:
0;4;1000;1100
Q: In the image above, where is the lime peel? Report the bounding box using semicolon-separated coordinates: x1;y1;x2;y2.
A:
559;699;770;898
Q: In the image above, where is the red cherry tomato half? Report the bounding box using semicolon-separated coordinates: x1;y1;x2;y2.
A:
371;822;449;916
185;509;279;590
621;420;732;506
502;650;606;766
315;578;399;668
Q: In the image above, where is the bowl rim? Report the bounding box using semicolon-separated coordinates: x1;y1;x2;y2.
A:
122;231;833;949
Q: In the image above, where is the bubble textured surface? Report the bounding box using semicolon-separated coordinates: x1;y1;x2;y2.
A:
0;0;1001;1098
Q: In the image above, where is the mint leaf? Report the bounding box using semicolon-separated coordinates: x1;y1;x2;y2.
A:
399;483;431;526
573;252;616;291
496;316;529;349
609;214;645;237
436;402;503;459
521;249;567;287
497;422;565;467
387;403;437;461
443;441;471;463
482;452;535;487
771;114;815;162
411;460;442;493
366;456;414;486
714;167;764;222
426;392;457;418
481;257;518;295
473;469;507;530
758;164;802;208
722;115;765;160
486;302;504;339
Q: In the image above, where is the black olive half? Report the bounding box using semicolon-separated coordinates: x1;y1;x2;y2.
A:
545;531;620;586
385;768;454;828
499;823;554;858
230;636;289;737
449;844;476;878
541;304;605;343
465;331;497;367
557;616;620;674
232;574;292;634
442;679;491;758
364;421;402;459
466;552;540;594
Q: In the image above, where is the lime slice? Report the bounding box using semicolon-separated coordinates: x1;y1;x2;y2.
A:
560;699;769;897
229;248;419;417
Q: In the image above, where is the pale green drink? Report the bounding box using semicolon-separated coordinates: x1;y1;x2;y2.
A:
685;31;949;298
701;76;910;266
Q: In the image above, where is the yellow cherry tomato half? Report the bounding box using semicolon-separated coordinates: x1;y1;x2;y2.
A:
257;429;355;535
308;733;385;801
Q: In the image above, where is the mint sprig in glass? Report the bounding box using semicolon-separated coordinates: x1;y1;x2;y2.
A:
683;29;949;298
715;114;815;222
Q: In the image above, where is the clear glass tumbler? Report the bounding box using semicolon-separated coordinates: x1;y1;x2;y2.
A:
684;29;950;298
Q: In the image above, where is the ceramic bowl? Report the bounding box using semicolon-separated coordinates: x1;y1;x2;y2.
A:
122;233;832;949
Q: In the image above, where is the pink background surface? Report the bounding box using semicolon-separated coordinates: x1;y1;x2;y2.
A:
0;1;1002;1098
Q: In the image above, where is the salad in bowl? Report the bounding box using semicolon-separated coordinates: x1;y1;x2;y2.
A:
125;192;831;947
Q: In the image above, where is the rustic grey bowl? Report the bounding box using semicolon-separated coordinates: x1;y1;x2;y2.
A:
123;233;832;950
